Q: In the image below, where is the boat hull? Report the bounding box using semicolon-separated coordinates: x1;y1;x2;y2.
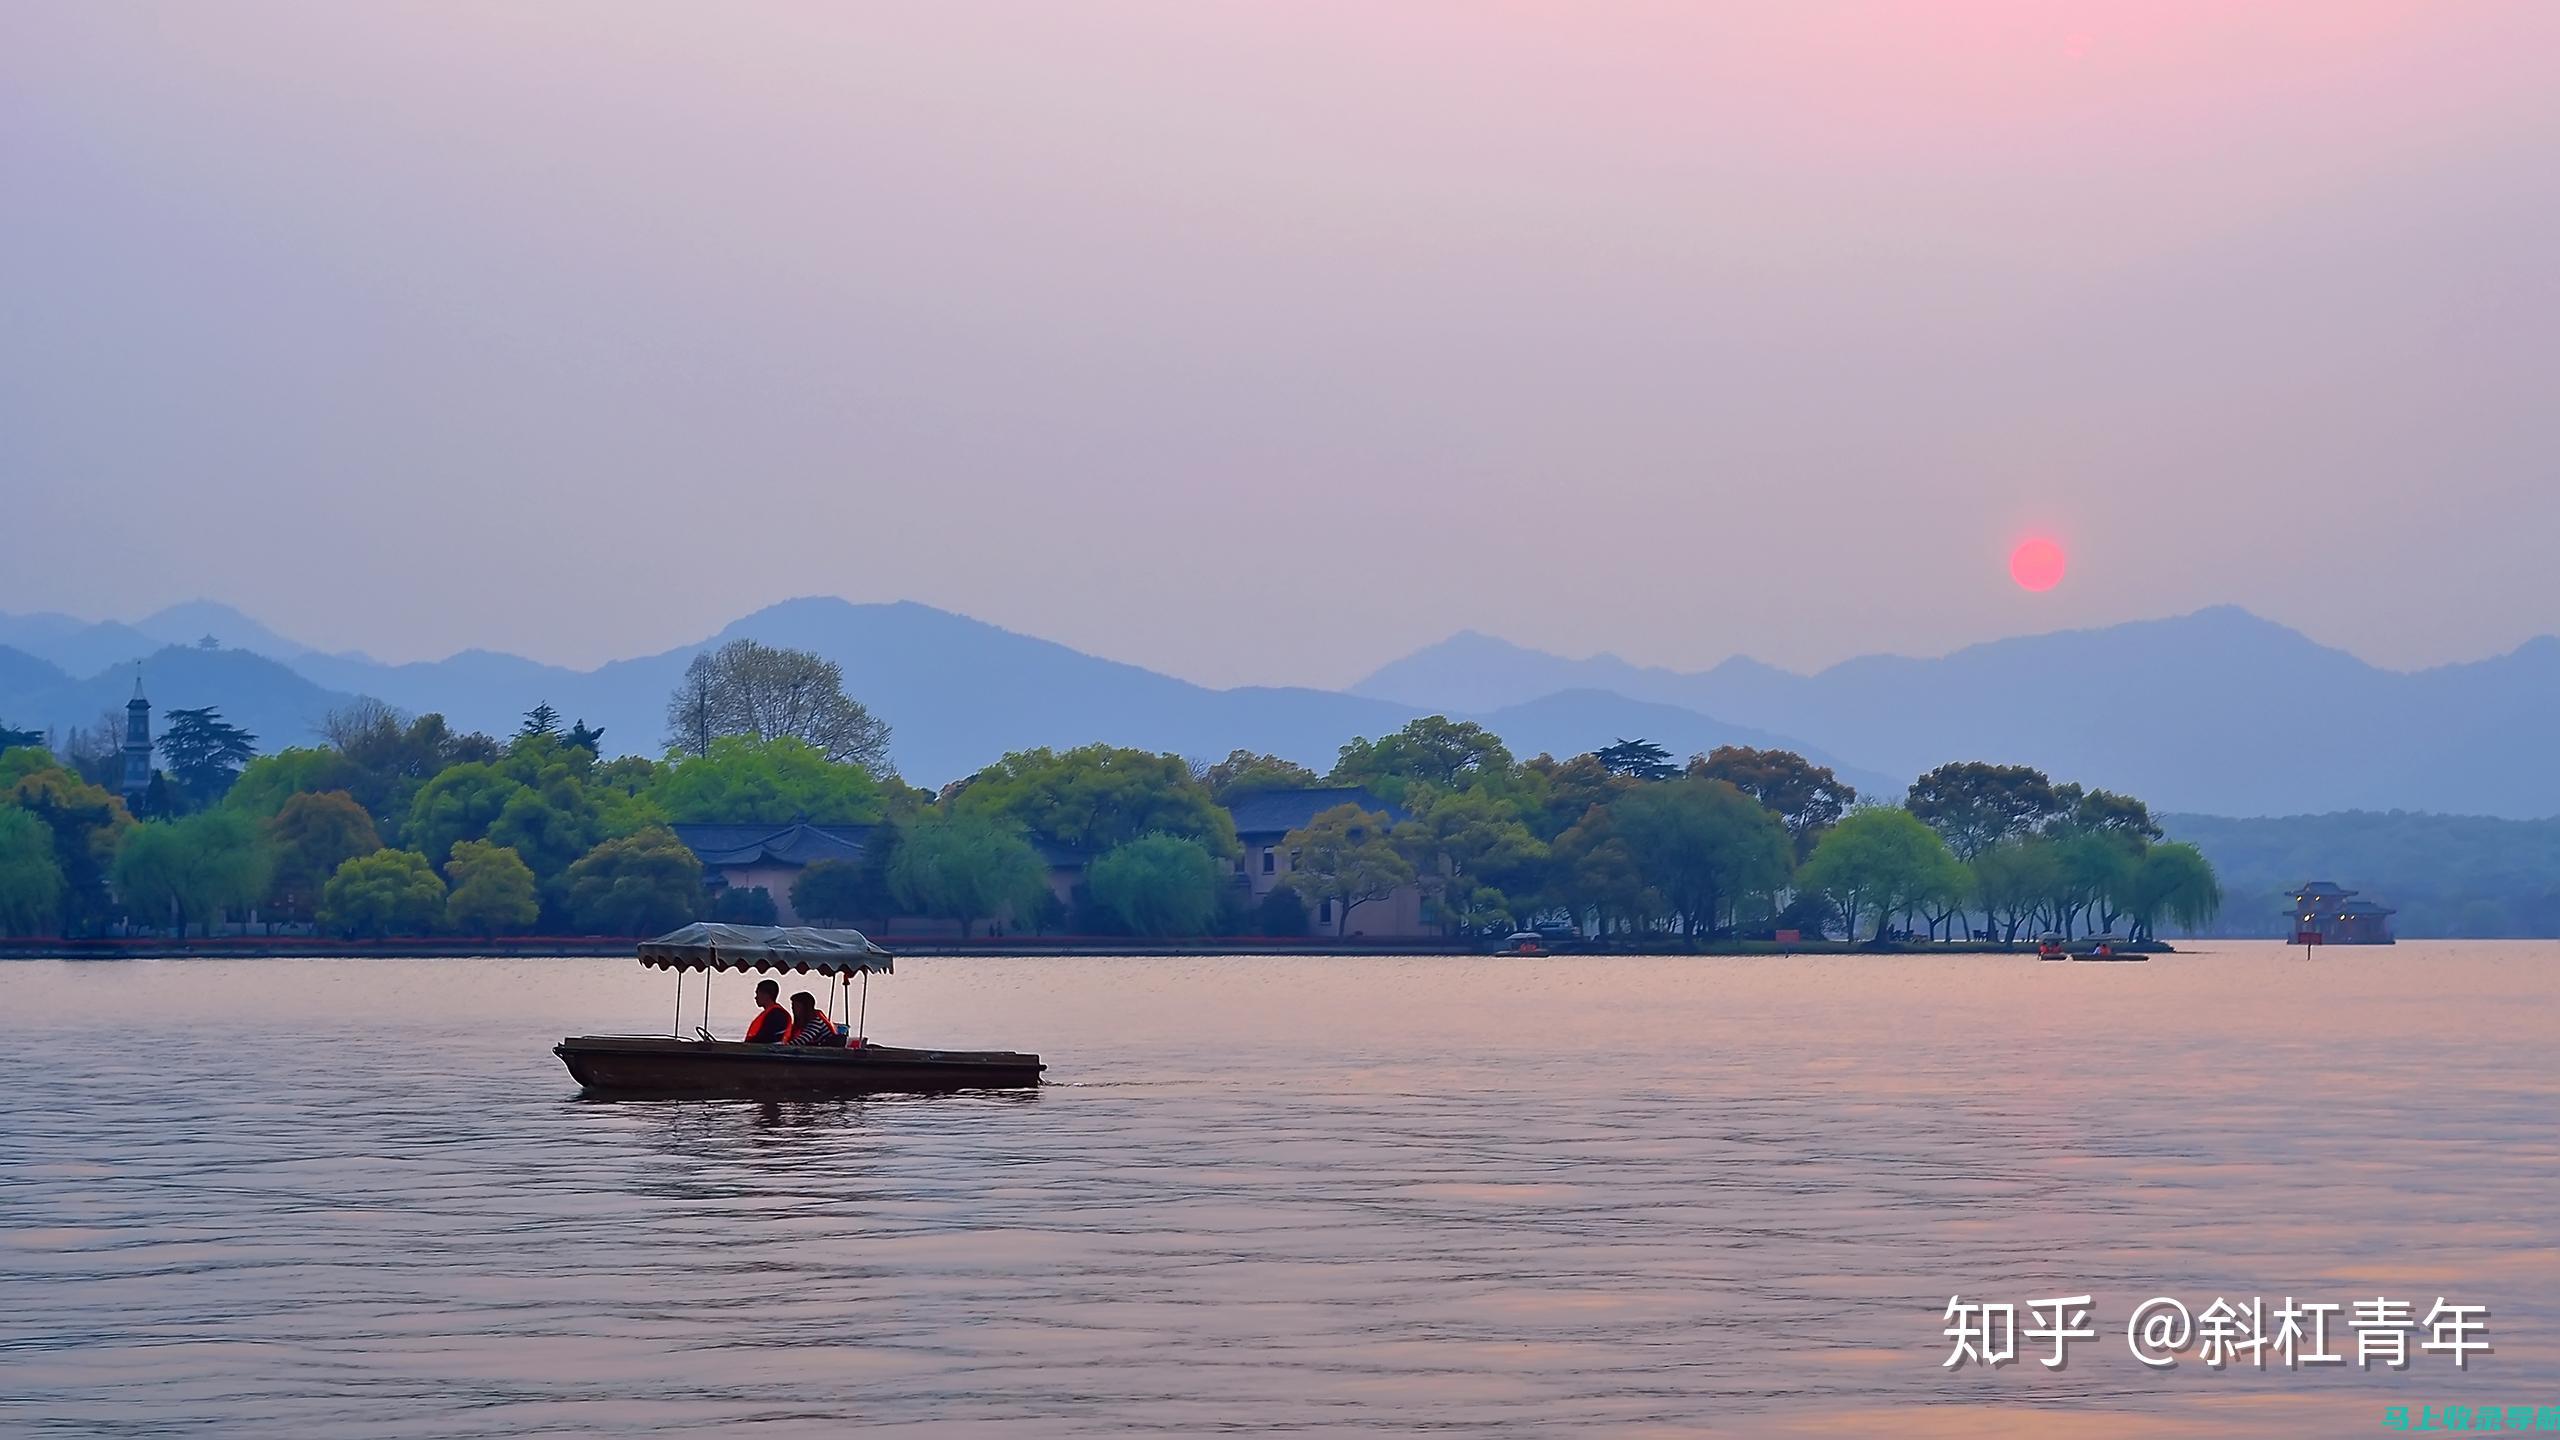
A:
555;1036;1043;1097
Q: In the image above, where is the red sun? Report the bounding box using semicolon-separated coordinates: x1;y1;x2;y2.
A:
2009;537;2067;592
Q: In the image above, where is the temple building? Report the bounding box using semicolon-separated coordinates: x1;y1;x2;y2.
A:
2287;881;2397;945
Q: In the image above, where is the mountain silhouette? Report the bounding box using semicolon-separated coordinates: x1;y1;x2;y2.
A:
1357;607;2560;817
7;599;2556;816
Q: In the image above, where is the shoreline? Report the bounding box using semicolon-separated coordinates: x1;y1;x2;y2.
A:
0;936;2180;961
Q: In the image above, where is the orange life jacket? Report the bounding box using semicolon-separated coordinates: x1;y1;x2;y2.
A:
746;1001;789;1043
782;1009;834;1044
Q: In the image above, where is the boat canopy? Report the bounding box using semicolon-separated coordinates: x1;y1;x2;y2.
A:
637;923;895;976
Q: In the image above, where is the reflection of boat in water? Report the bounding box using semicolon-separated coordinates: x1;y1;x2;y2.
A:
555;924;1044;1098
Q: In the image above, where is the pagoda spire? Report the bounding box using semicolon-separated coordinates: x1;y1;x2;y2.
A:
122;668;153;808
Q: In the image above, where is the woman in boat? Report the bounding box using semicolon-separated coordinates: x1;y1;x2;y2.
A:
783;990;841;1047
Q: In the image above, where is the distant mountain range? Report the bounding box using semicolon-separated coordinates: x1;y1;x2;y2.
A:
4;599;2555;818
0;599;1884;795
1356;607;2560;817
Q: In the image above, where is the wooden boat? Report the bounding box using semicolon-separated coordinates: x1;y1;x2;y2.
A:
2037;931;2149;962
555;923;1044;1097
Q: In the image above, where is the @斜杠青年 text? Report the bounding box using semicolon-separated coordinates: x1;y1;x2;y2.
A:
1941;1295;2490;1371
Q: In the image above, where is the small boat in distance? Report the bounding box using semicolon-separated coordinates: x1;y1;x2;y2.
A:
2037;932;2148;962
554;923;1044;1098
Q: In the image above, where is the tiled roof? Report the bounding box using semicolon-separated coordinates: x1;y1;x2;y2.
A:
1222;786;1405;838
672;822;874;868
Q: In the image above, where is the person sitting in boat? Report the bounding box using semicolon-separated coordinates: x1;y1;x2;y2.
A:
783;990;841;1047
744;979;791;1044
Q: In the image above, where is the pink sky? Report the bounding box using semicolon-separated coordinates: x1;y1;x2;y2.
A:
4;4;2554;682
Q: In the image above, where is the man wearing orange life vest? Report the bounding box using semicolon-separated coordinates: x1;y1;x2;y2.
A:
743;979;790;1044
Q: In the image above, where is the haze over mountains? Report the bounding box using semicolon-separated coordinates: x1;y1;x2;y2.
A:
4;599;2555;819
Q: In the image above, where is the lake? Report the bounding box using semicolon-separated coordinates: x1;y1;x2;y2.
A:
3;944;2554;1436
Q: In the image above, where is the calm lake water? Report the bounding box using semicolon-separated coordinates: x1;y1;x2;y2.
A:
3;944;2555;1437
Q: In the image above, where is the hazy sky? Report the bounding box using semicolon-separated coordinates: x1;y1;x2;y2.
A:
5;4;2555;686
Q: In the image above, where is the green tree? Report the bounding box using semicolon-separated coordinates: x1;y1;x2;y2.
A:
444;839;540;936
265;790;383;921
159;706;259;810
1201;750;1321;804
648;735;885;825
562;826;704;935
1689;746;1858;857
2;746;66;789
1520;753;1637;840
2068;788;2165;842
1797;808;1968;943
1086;832;1225;937
320;849;447;938
318;702;503;839
888;812;1050;938
225;747;361;820
1594;738;1677;781
954;745;1238;856
1612;777;1794;938
583;752;666;839
1330;717;1513;804
1904;762;2067;859
564;718;606;754
0;724;43;750
710;885;780;925
1549;802;1653;937
2127;841;2222;940
1255;886;1310;937
662;638;893;772
1281;803;1415;937
112;810;273;937
2052;828;2143;937
791;849;901;929
486;778;603;885
1396;785;1547;934
5;760;133;934
1970;835;2062;942
403;762;520;872
519;703;562;740
0;806;66;935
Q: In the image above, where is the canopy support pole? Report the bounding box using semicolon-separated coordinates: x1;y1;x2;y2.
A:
672;969;682;1038
858;969;869;1044
701;967;712;1038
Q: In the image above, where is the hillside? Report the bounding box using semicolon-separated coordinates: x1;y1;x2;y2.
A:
2165;810;2560;939
0;645;367;751
291;598;1853;788
1359;608;2560;818
14;598;2560;817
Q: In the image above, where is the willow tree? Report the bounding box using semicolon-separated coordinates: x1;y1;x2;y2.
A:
889;813;1048;939
2128;842;2223;940
1797;807;1967;944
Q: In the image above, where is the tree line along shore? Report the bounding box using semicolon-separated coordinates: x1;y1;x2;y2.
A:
0;638;2221;949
